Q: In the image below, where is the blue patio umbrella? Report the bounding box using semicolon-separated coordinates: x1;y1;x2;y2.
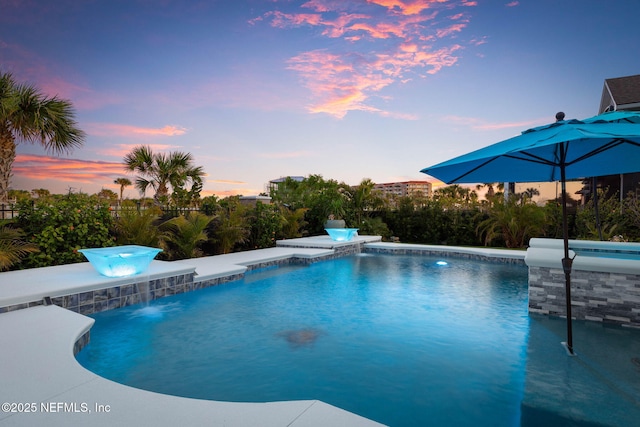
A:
583;110;640;124
421;111;640;354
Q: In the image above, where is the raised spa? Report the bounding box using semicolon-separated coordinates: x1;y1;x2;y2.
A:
78;245;162;278
324;228;359;241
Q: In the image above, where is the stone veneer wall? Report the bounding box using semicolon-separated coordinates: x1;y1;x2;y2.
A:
528;266;640;327
277;242;366;258
364;246;526;265
1;252;342;316
0;272;196;315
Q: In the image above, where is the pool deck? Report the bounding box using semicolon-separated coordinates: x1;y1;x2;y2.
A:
0;237;525;426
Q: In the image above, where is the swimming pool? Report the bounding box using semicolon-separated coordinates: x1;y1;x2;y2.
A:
76;254;640;427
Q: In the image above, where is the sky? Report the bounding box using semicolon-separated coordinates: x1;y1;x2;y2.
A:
1;0;639;200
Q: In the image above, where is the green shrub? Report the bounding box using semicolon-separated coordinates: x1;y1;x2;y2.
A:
15;193;114;268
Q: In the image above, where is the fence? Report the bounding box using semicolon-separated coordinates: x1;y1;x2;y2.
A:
0;203;18;220
0;203;204;221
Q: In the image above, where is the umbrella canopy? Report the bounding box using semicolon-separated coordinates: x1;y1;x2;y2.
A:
421;110;640;355
583;109;640;124
421;119;640;184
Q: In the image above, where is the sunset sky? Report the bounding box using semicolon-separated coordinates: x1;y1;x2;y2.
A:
1;0;639;199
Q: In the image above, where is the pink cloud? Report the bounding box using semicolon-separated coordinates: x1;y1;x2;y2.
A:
12;154;125;184
506;1;519;7
442;115;543;131
96;143;183;158
258;0;475;118
366;0;447;16
436;23;466;38
85;123;188;138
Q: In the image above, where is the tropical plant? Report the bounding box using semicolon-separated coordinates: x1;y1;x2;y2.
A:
200;195;220;216
113;206;164;247
7;189;30;202
346;178;386;227
123;145;205;207
433;184;479;209
114;177;132;204
278;206;308;239
14;193;114;268
244;202;284;249
269;174;351;233
575;188;624;241
0;225;39;271
0;72;85;203
476;198;547;248
31;188;51;199
95;188;118;204
210;197;249;254
160;212;213;259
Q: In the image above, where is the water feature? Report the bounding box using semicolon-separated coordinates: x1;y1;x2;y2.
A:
324;227;359;241
78;245;162;278
76;254;640;427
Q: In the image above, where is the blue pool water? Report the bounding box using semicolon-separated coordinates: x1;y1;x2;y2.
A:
76;254;640;427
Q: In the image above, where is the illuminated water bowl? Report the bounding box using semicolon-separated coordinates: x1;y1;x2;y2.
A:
324;228;359;242
79;245;162;278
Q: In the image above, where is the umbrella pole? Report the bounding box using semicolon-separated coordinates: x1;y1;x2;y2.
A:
560;165;575;355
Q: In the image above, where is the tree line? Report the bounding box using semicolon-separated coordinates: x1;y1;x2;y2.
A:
2;174;640;271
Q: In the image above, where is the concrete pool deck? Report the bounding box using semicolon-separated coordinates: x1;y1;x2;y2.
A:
0;237;525;426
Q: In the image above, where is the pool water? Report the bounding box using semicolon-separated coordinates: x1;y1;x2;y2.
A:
76;254;640;427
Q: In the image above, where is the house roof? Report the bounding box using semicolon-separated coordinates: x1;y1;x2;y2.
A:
601;74;640;111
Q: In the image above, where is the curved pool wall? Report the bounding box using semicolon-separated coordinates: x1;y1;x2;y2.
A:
526;238;640;327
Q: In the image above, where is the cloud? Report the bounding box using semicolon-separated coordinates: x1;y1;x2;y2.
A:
256;0;477;118
366;0;446;16
441;115;545;131
505;1;519;7
12;154;126;184
85;123;188;138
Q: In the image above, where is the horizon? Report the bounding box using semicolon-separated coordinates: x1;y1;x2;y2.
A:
2;0;639;198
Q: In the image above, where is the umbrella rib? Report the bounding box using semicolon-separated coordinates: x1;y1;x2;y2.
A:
504;152;557;166
449;157;501;182
566;138;640;166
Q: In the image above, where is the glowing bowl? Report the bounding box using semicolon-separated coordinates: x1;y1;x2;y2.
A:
324;228;359;242
79;245;162;278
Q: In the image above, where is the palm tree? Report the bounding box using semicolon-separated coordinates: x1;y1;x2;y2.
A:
160;212;213;259
0;72;85;203
347;178;385;226
113;205;165;247
0;226;39;271
123;145;205;206
114;177;132;204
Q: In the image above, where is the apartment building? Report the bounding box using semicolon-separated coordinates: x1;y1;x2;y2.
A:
373;181;432;199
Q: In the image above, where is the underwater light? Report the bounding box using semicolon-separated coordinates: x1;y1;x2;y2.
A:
436;261;448;266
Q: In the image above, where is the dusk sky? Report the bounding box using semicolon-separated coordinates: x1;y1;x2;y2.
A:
1;0;639;199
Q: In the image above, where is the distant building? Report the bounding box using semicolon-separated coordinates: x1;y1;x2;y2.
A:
266;176;305;194
599;74;640;113
581;74;640;204
239;195;272;205
373;181;432;199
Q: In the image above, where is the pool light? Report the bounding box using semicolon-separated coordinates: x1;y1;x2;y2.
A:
436;261;448;266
